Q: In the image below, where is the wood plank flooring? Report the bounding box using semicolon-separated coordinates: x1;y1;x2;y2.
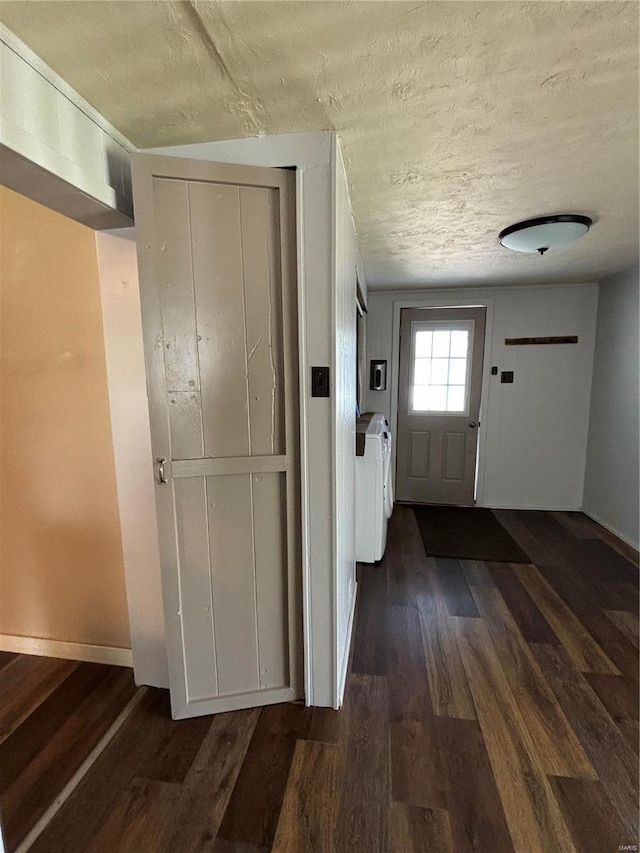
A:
0;658;138;851
1;507;638;852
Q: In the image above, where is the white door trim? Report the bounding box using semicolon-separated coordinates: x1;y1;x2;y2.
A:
143;131;337;707
294;166;314;706
390;296;495;507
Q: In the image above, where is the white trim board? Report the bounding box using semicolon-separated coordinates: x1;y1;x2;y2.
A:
0;23;134;152
0;635;133;667
336;581;357;708
330;136;339;711
1;24;135;224
582;509;640;552
295;166;314;706
488;504;583;512
369;280;600;296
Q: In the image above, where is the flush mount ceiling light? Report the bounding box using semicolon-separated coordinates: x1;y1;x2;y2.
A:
499;214;592;255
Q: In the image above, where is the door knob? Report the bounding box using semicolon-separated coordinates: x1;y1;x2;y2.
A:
156;457;168;484
469;421;477;429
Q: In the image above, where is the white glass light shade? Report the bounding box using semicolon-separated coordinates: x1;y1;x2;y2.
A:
499;215;592;254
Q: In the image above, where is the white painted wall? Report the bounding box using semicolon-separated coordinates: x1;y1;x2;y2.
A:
583;266;639;548
366;283;598;511
95;229;168;688
143;131;357;707
0;24;133;223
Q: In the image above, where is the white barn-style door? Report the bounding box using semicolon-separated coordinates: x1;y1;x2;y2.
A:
132;153;302;719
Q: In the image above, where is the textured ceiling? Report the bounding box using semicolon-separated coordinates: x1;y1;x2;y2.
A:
1;1;638;289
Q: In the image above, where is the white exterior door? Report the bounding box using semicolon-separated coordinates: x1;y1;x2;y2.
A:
132;153;302;719
396;307;486;505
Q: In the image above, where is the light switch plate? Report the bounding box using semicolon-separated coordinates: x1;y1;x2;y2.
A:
311;366;330;397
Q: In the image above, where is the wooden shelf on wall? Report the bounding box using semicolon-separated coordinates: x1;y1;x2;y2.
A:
505;336;578;346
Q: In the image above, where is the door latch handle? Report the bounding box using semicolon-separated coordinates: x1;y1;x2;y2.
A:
156;457;167;485
469;421;478;429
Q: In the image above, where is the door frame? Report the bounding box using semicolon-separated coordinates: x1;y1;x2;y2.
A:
128;132;351;708
389;296;495;506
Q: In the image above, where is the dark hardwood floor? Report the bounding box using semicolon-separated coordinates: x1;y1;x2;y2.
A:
1;507;638;852
0;655;138;851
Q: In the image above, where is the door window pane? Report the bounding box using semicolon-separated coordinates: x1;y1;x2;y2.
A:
413;385;447;411
432;330;451;357
415;330;433;358
410;323;472;413
413;358;431;384
412;386;431;411
446;386;465;412
448;358;467;385
450;330;468;357
430;358;449;385
428;386;448;410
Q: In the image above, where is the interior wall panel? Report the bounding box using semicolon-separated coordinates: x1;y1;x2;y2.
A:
583;265;639;548
0;186;129;649
366;282;598;510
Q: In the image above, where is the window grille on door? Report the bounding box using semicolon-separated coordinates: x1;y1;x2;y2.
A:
409;320;474;415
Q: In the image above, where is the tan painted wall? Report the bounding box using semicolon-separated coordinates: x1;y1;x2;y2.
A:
0;185;130;648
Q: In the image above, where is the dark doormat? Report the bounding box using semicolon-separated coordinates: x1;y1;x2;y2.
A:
413;505;531;562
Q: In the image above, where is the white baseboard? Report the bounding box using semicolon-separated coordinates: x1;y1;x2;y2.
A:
581;509;639;552
0;634;133;667
480;503;583;512
335;581;358;709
